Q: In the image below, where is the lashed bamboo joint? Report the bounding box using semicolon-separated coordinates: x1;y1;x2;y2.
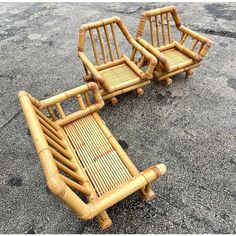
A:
136;5;212;85
18;82;167;229
78;16;157;105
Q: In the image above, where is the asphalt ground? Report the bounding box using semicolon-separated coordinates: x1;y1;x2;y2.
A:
0;2;235;234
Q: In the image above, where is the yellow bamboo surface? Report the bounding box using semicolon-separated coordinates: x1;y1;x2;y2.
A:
18;82;167;229
99;63;141;88
64;114;132;196
136;5;212;82
163;48;190;67
78;16;157;102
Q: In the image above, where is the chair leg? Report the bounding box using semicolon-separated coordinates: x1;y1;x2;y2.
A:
140;184;156;201
136;88;144;97
185;69;193;79
162;77;173;86
97;211;112;230
110;97;118;106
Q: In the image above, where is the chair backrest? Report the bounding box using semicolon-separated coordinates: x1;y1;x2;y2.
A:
78;16;133;66
136;6;182;48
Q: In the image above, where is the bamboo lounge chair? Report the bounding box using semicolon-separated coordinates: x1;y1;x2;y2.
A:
18;82;167;229
136;6;212;85
77;16;157;105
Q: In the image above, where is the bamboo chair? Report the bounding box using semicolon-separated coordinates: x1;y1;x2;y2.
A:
78;16;157;105
136;6;212;85
18;82;166;229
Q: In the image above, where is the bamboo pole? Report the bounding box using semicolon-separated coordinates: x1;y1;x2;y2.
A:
101;81;150;100
34;106;60;131
149;16;155;46
37;115;63;140
155;15;160;47
96;27;107;64
55;160;83;182
190;39;198;51
41;125;66;149
56;102;66;119
95;58;124;71
110;23;121;59
167;12;172;43
89;29;100;65
156;62;200;80
76;94;86;110
45;134;72;159
103;24;114;62
161;14;166;46
47;106;58;121
60;174;91;196
84;92;92;106
50;147;77;169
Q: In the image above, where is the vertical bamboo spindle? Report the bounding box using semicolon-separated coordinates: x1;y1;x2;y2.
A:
110;23;121;59
56;102;65;119
190;39;198;51
167;13;172;44
155;15;160;47
103;24;114;62
130;47;137;61
96;27;107;64
83;63;89;76
84;92;92;106
47;106;58;121
76;94;86;110
180;33;187;45
161;14;166;46
149;16;155;46
89;29;100;66
138;55;145;68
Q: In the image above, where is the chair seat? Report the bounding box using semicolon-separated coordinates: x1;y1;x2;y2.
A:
64;114;132;196
162;47;193;68
99;63;142;91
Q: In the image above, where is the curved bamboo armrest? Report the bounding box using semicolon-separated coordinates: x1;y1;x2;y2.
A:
178;25;212;58
173;41;203;61
129;38;157;80
136;37;171;72
77;52;112;93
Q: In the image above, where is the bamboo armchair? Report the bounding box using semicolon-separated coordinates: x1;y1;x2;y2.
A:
136;6;212;85
18;82;166;229
78;16;157;105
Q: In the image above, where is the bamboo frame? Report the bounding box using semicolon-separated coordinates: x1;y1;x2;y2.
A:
18;82;167;229
77;16;157;104
136;5;212;84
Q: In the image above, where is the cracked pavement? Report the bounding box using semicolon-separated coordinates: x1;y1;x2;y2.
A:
0;2;236;234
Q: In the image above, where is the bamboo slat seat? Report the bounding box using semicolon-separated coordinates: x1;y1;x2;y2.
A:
99;63;142;91
64;115;132;196
78;16;157;105
163;48;192;67
18;82;166;229
136;5;212;85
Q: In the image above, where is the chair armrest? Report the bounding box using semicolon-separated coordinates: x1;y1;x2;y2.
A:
178;25;212;58
136;37;171;72
129;38;158;80
174;41;203;61
78;52;111;92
